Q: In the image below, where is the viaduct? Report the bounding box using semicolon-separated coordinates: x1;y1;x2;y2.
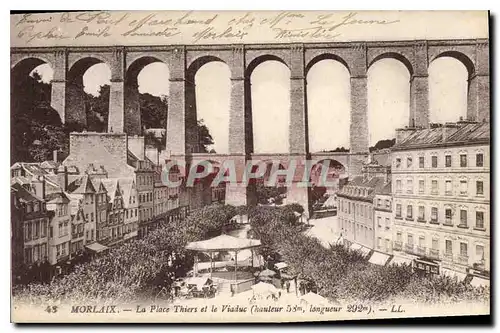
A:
11;39;490;210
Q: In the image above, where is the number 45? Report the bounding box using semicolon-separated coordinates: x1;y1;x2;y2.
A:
45;305;58;313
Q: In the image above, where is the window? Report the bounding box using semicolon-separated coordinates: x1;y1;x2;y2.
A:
445;180;452;195
431;180;438;195
385;200;390;209
41;220;47;237
476;212;484;229
418;206;425;220
431;156;438;168
432;238;439;250
476;153;484;167
406;205;413;219
445;240;452;255
475;245;484;261
406;179;413;194
445;155;452;167
377;237;382;249
396;180;402;193
460;154;467;167
460;210;467;227
378;199;382;207
460;242;468;257
396;204;402;218
460;180;467;195
476;181;484;196
58;223;63;237
419;180;425;194
419;156;424;168
91;212;94;222
397;232;402;242
419;236;425;247
407;234;414;245
445;208;452;225
407;157;412;168
395;158;401;168
385;218;390;228
377;216;382;227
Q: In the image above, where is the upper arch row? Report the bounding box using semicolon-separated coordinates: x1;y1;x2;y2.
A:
11;43;486;79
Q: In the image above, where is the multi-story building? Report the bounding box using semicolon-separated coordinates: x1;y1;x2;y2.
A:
391;121;490;280
69;203;86;263
11;182;52;283
68;174;97;246
337;160;391;254
45;191;72;275
153;165;169;225
101;179;126;247
119;178;139;241
373;185;393;254
133;158;155;238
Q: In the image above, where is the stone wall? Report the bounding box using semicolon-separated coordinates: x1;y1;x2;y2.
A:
63;132;134;178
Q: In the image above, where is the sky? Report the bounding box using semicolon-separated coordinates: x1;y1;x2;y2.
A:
33;56;467;153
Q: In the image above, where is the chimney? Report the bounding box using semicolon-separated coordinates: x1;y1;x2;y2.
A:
56;166;68;191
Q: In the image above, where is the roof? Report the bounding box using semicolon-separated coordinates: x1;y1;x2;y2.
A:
11;183;44;203
11;162;47;177
100;178;120;202
40;160;59;169
118;178;135;208
72;174;96;194
375;181;392;195
45;191;70;204
186;234;261;252
127;150;140;168
338;176;387;201
394;122;490;151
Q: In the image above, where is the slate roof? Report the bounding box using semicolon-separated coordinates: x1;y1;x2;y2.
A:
72;174;96;194
118;178;135;208
393;122;490;151
338;176;387;201
11;183;44;203
46;191;70;204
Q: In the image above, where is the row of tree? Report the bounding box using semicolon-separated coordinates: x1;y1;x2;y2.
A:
249;205;489;304
14;204;239;305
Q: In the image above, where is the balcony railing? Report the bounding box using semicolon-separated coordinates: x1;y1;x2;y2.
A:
457;255;469;266
416;246;426;256
429;248;440;260
443;252;453;262
394;241;402;251
405;243;414;253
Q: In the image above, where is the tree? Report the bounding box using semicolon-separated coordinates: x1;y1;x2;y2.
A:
369;138;396;152
197;119;214;153
85;84;110;132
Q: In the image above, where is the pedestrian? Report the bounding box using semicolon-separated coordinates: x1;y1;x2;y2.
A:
285;280;290;293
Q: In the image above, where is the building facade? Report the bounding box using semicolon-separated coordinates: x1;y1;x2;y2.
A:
373;187;393;254
45;192;71;274
337;161;391;251
391;121;490;279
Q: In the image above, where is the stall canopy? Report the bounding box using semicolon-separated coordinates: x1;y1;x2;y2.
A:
368;251;391;266
184;277;212;290
300;292;329;306
252;282;278;295
85;242;109;253
259;269;277;278
186;234;261;252
275;262;288;270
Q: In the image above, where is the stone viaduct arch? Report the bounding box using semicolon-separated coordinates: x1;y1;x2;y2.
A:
11;39;489;210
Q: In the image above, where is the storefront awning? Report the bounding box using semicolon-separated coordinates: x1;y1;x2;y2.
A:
441;268;467;282
350;243;362;251
85;242;109;253
359;246;371;257
389;255;413;266
470;276;490;288
369;251;391;266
